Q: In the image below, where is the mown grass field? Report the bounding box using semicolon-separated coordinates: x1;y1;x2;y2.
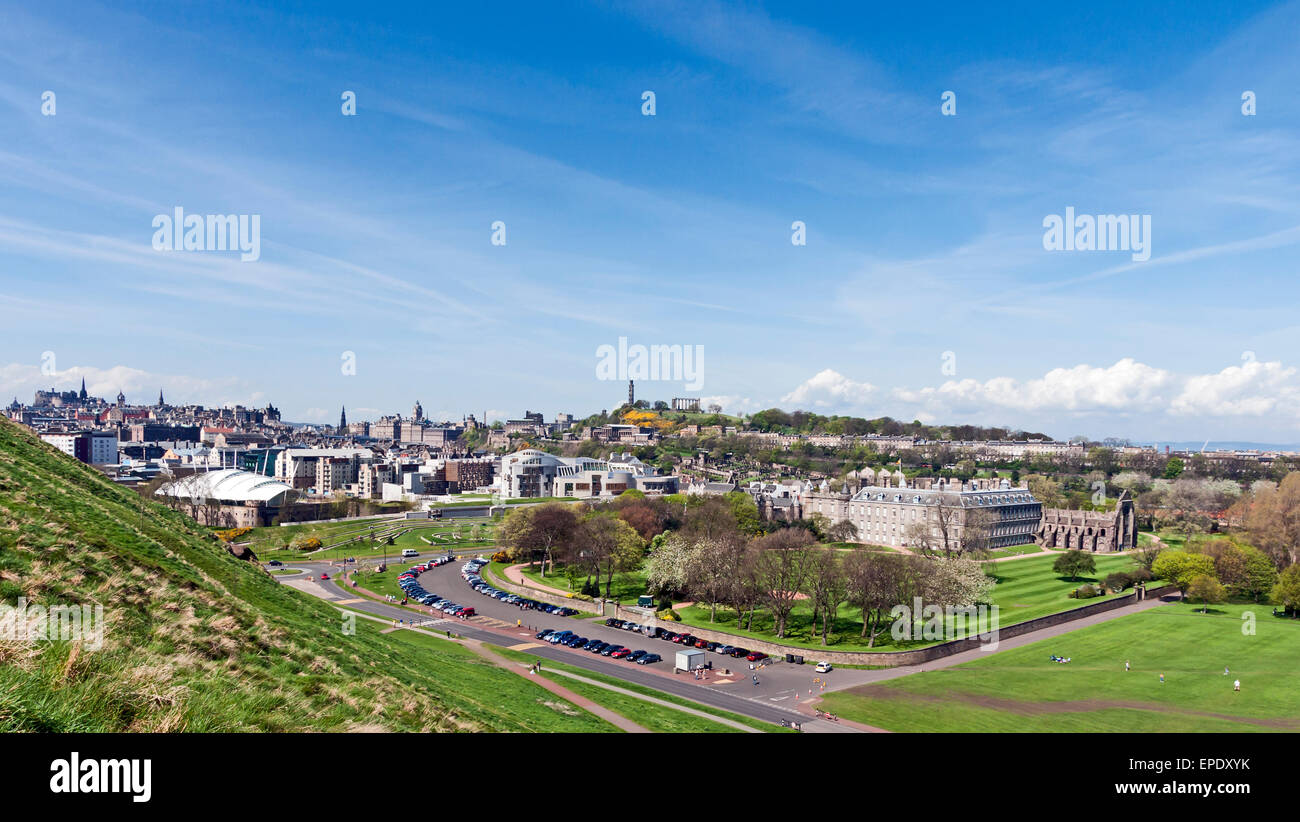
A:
0;418;622;732
820;603;1300;732
672;552;1152;653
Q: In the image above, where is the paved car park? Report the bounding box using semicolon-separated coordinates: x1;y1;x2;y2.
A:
284;551;873;733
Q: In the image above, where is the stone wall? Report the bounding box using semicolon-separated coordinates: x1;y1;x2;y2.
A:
651;584;1176;668
485;565;601;615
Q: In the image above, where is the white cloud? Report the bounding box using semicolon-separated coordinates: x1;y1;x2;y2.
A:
776;357;1300;431
781;369;875;408
894;359;1174;414
1170;360;1300;418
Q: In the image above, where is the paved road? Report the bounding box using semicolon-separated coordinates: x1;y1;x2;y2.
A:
285;557;855;732
283;552;1175;732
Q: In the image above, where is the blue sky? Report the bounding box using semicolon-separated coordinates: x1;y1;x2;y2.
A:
3;0;1300;441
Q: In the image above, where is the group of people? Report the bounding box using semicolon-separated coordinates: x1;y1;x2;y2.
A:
1049;654;1072;664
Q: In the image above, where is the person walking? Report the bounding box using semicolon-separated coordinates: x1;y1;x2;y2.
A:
1159;673;1165;683
1125;660;1130;672
1234;679;1241;692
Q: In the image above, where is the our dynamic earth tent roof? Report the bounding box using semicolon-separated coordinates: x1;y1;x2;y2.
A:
155;468;294;506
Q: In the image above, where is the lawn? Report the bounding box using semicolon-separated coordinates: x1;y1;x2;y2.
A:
820;603;1300;732
517;561;651;604
671;552;1152;653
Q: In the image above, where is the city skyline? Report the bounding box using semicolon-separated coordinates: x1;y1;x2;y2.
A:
4;1;1300;440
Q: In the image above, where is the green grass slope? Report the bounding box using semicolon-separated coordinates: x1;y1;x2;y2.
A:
0;418;613;733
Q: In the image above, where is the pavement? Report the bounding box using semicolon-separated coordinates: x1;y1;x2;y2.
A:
279;550;1176;733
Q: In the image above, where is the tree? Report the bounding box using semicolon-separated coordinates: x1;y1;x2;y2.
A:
801;547;847;645
496;502;577;577
827;520;859;544
1163;457;1185;480
1053;549;1096;582
1027;474;1063;508
924;557;995;608
1271;564;1300;613
644;532;697;595
1246;472;1300;567
752;528;814;638
844;551;926;647
1187;575;1226;613
1240;548;1280;603
578;512;645;599
1151;551;1218;600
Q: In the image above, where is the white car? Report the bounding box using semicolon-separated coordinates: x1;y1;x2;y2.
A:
815;661;833;673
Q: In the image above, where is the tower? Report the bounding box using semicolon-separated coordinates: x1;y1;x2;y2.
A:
412;400;424;423
157;388;165;407
339;405;347;431
628;379;635;406
116;389;125;407
79;378;87;401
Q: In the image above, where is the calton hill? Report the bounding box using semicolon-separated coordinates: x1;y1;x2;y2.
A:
492;478;1300;656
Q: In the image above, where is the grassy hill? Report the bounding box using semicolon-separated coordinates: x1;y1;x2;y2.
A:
0;418;613;732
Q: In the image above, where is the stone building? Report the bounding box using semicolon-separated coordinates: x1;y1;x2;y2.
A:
802;470;1042;551
1035;490;1138;552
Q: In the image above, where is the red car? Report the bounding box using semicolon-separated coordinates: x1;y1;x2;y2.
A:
746;651;768;662
456;606;475;617
694;638;708;649
320;573;330;580
610;647;632;659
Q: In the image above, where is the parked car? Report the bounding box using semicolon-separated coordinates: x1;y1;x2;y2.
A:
589;642;609;654
536;629;554;640
728;647;749;658
694;638;709;649
636;653;661;665
815;661;833;673
746;651;768;662
627;650;647;662
600;645;623;657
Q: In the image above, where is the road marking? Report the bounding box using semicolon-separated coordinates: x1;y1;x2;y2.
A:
335;598;366;605
510;642;545;650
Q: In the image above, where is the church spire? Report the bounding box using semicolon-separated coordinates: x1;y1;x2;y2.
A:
339;405;347;431
158;388;165;407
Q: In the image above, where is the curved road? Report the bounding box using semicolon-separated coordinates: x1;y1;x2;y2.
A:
283;553;862;732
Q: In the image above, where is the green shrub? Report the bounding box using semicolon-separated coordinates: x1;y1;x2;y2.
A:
1104;571;1132;592
1070;584;1099;599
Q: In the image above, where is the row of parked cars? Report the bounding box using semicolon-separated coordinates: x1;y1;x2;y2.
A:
603;619;770;662
536;628;663;665
460;559;579;616
398;555;475;617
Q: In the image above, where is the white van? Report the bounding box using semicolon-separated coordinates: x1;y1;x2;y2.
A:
401;549;419;558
